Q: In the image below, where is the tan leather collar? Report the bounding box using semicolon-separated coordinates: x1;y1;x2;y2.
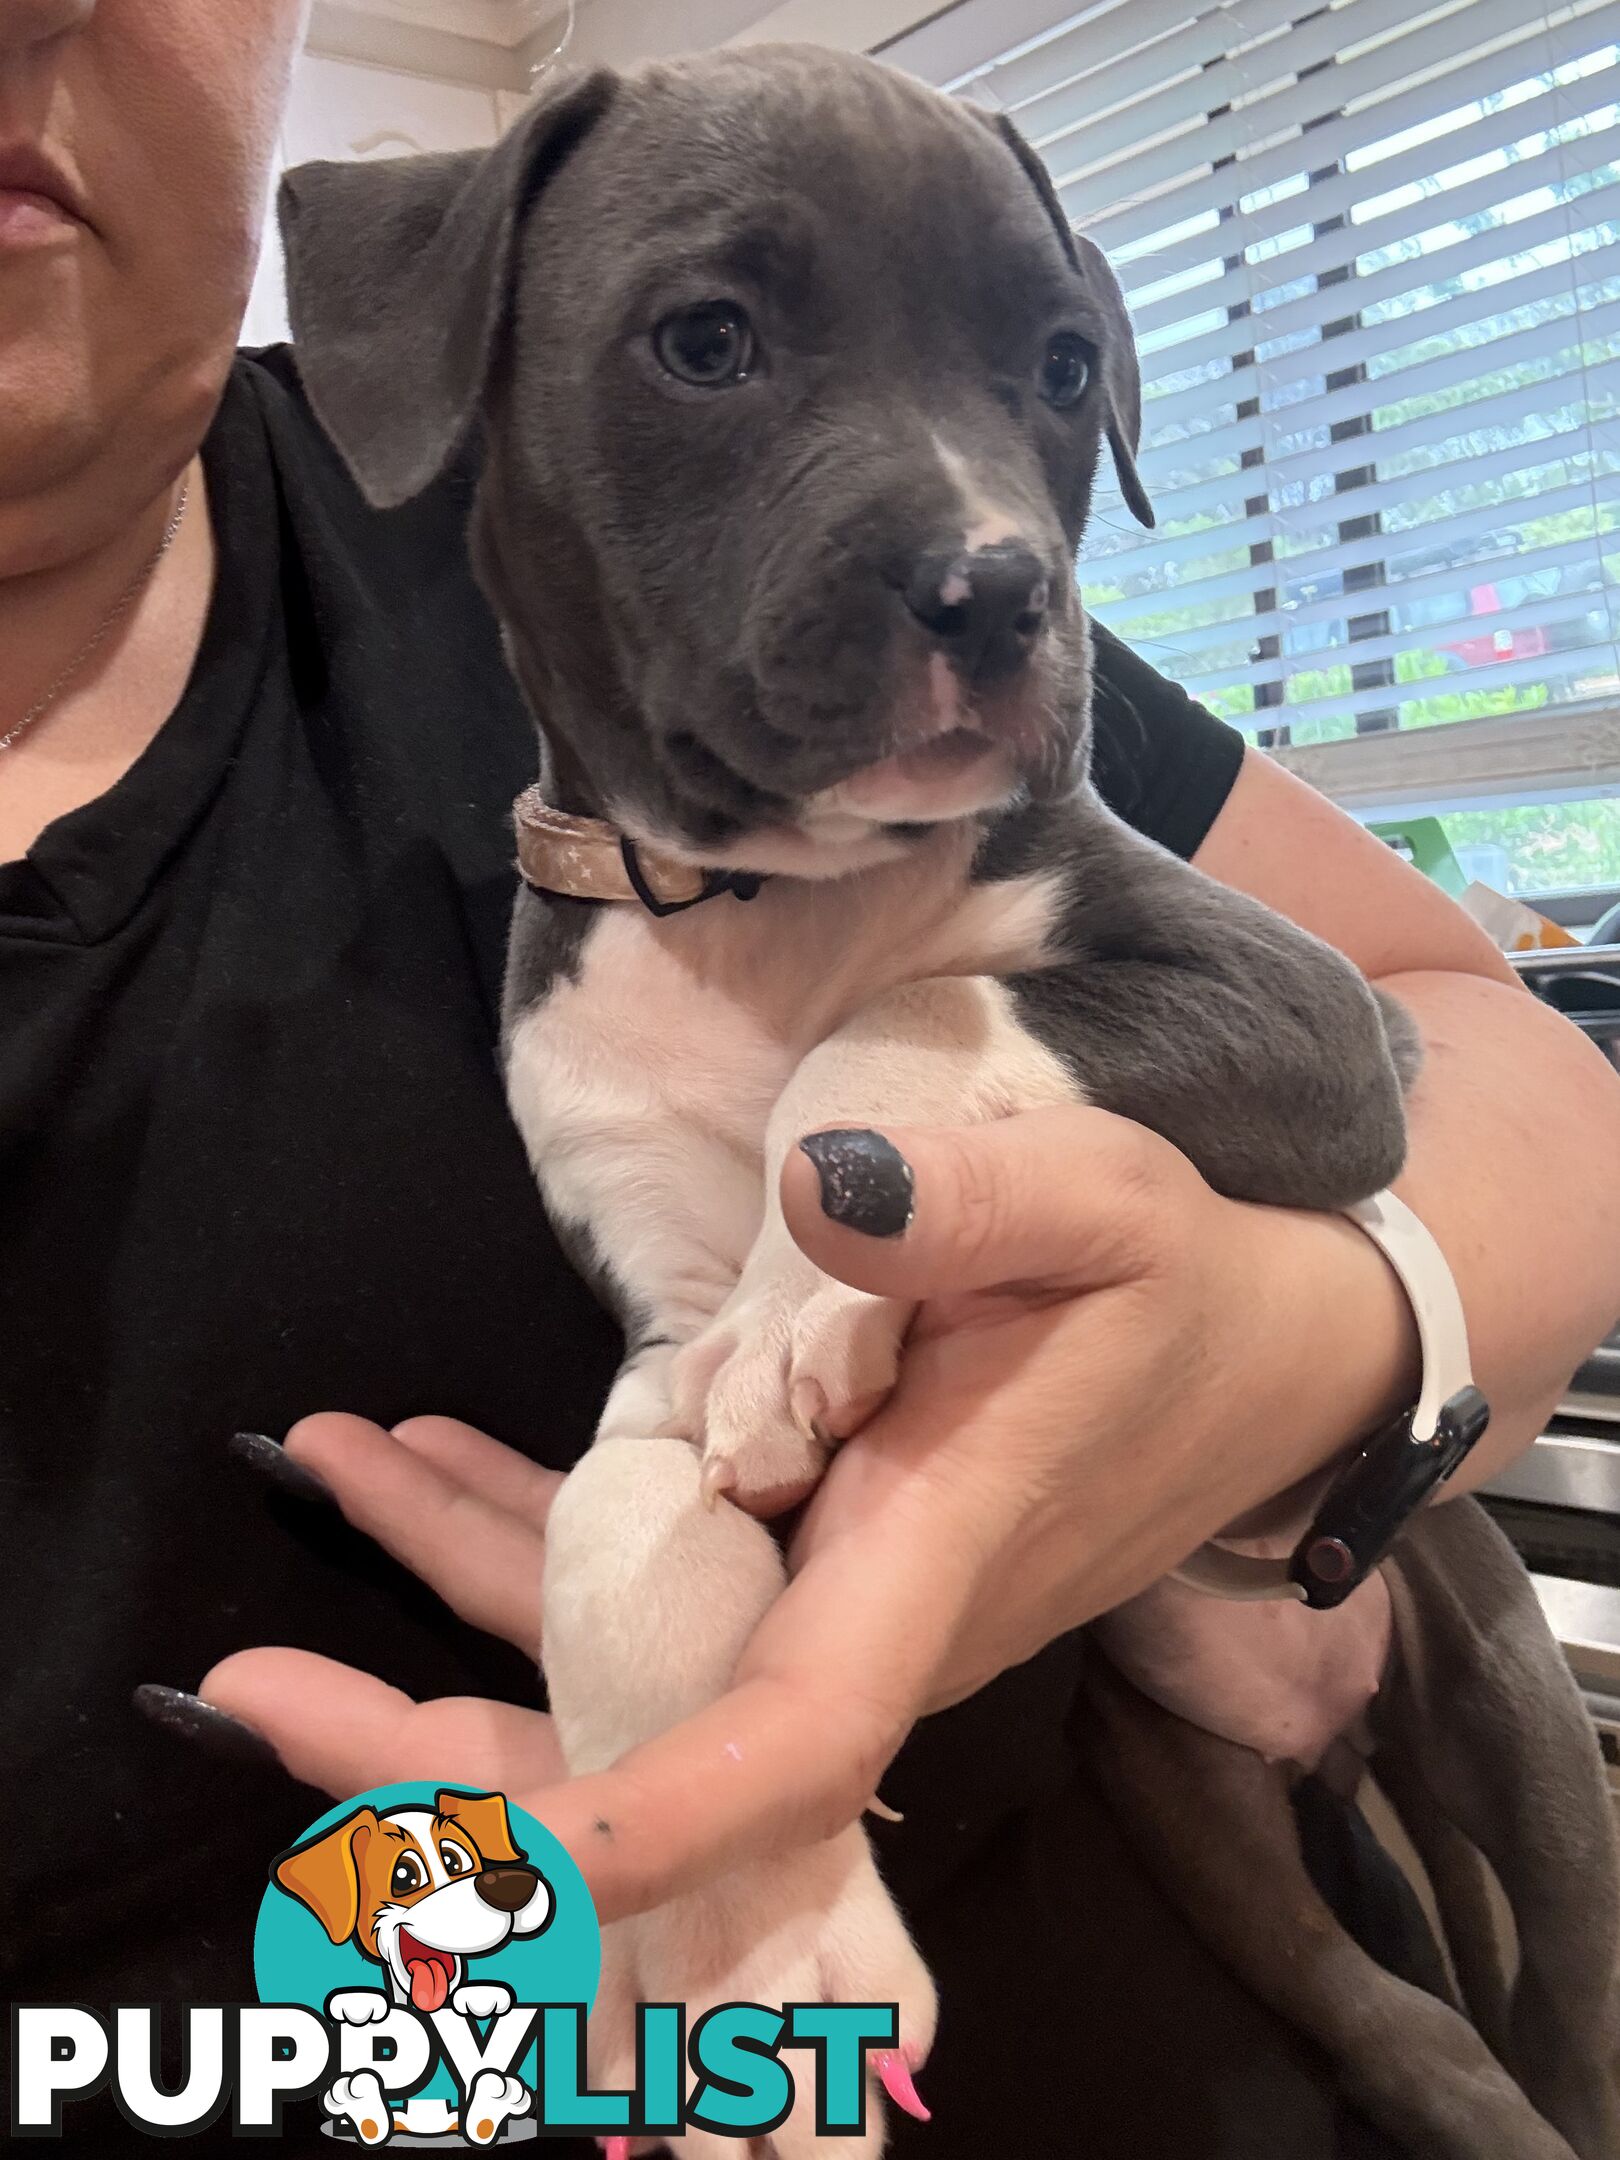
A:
512;786;764;917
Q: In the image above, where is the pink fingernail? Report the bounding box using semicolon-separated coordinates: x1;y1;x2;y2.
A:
874;2050;931;2123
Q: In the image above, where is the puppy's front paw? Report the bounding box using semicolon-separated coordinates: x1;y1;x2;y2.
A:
462;2069;530;2145
590;1828;936;2158
451;1980;514;2020
673;1262;908;1513
323;2070;392;2145
327;1989;391;2026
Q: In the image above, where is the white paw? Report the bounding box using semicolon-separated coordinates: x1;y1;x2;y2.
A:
326;1989;391;2026
451;1980;514;2020
672;1257;908;1511
590;1827;935;2159
462;2069;531;2145
322;2070;392;2145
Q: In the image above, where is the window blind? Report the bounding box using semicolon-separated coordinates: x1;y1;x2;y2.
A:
885;0;1620;767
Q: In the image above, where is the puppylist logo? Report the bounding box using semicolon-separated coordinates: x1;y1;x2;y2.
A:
10;1783;901;2145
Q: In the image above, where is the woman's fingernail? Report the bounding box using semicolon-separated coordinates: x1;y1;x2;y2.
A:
873;2050;931;2122
228;1431;336;1507
798;1129;914;1237
133;1686;281;1771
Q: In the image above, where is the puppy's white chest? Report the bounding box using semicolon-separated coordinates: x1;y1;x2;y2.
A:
510;900;795;1169
504;839;1060;1333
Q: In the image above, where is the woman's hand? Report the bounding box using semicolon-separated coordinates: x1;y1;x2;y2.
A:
199;1105;1415;1921
202;1415;573;1796
776;1106;1409;1730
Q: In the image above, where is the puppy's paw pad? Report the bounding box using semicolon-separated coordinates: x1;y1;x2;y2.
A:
787;1282;906;1439
451;1981;514;2020
323;2071;392;2145
463;2070;530;2144
679;1280;907;1511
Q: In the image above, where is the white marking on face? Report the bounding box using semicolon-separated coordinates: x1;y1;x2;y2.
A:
922;651;969;736
384;1810;449;1888
367;1808;528;2007
934;437;1026;553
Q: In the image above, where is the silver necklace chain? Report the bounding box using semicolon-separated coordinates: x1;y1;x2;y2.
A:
1;479;192;754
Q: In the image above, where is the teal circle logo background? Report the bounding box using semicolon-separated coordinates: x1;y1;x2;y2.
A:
254;1783;600;2105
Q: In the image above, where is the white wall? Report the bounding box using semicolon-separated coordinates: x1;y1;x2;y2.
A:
557;0;782;67
241;51;515;347
719;1;948;53
240;0;948;347
556;0;942;65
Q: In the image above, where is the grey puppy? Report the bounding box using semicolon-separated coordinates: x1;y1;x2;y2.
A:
281;45;1412;2155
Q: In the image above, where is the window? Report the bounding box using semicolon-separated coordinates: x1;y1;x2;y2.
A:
886;0;1620;875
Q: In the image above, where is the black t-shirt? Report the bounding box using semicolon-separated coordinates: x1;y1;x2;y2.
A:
0;354;1244;2146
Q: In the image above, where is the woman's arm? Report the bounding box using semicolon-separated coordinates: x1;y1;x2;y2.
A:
1195;748;1620;1493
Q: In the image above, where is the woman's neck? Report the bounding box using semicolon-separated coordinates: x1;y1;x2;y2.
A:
0;458;214;865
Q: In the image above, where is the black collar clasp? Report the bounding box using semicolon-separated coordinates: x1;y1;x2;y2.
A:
619;837;766;919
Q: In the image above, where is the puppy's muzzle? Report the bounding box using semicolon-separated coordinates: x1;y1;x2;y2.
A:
475;1863;541;1912
903;541;1049;689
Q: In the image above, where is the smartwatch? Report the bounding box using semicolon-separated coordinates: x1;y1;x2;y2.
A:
1172;1189;1491;1611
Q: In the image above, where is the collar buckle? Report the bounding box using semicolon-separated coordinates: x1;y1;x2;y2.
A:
618;837;764;919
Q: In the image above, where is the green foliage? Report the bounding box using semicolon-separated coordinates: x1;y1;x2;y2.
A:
1442;796;1620;893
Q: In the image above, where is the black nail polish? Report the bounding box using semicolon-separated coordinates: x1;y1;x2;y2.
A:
799;1129;915;1238
133;1686;281;1771
228;1431;336;1507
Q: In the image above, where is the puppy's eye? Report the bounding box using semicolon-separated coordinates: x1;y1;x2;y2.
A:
390;1854;425;1898
1039;333;1093;409
440;1841;473;1878
653;302;756;388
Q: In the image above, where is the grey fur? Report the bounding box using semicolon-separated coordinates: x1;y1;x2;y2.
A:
280;68;618;511
971;107;1154;531
280;39;1409;1227
500;880;593;1037
1078;1498;1620;2160
979;788;1410;1207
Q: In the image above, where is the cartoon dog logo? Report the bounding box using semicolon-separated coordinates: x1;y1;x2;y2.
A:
273;1788;554;2146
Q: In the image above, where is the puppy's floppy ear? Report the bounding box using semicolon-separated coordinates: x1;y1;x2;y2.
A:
278;65;617;509
435;1788;524;1866
272;1807;380;1944
1070;230;1153;530
978;108;1154;529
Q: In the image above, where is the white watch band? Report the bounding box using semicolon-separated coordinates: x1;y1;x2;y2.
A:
1170;1188;1476;1604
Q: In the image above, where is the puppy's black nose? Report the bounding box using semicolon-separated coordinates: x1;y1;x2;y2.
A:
903;542;1049;686
475;1864;540;1912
